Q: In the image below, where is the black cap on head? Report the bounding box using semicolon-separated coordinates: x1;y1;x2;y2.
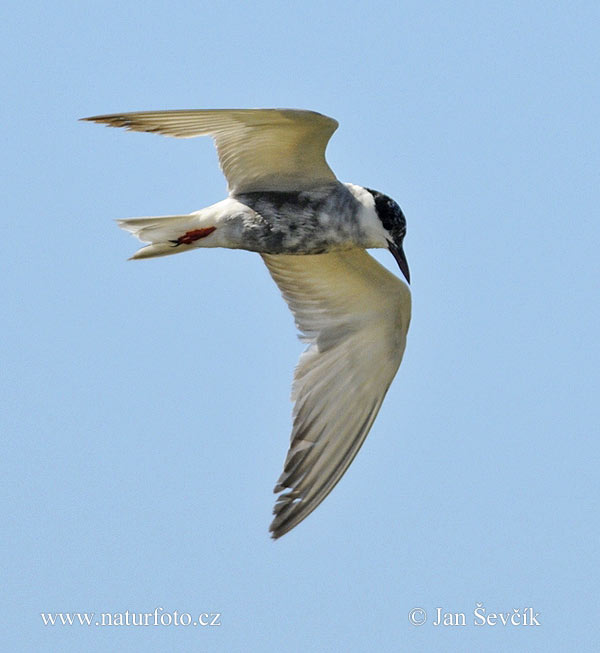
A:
366;188;410;283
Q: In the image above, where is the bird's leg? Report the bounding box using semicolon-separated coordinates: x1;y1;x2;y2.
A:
169;226;217;247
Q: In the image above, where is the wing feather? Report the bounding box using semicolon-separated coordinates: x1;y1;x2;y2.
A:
262;249;411;538
82;108;339;193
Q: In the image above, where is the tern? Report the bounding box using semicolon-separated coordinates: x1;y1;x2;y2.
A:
82;108;411;538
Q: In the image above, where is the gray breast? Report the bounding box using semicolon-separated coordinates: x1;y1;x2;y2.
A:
230;185;363;255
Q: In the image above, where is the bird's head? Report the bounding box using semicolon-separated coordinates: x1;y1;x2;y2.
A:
366;188;410;284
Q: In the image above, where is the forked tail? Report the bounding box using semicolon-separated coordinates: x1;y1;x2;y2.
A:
118;214;215;259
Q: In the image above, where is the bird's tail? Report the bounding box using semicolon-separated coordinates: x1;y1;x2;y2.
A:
118;213;215;260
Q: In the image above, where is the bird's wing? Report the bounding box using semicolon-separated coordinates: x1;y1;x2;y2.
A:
82;108;339;194
262;249;411;538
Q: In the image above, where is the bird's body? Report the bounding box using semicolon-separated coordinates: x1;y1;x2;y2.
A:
230;184;382;254
83;108;411;538
119;183;390;259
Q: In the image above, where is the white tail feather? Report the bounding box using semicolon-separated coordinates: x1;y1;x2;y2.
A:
118;213;205;260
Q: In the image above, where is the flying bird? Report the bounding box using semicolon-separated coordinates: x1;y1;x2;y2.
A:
82;108;411;538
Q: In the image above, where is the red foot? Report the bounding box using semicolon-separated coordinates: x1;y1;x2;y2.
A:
170;226;216;246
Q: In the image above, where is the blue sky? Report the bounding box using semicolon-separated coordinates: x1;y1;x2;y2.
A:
3;1;599;651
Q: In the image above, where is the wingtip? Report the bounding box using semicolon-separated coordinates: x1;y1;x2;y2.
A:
269;517;291;540
79;114;128;127
269;519;295;540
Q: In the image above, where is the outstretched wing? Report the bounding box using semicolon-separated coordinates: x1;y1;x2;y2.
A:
82;108;339;194
262;249;411;538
